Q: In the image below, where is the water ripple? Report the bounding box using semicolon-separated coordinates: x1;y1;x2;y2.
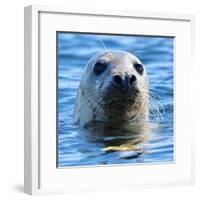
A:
57;33;174;167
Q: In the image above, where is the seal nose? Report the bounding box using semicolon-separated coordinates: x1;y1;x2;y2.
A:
112;75;136;88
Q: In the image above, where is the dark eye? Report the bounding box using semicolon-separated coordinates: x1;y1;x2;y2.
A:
134;63;143;75
93;62;107;75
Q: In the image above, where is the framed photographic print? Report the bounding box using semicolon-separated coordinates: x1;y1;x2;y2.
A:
24;5;195;195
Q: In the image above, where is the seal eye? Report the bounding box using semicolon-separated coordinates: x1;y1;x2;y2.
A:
134;63;143;75
93;62;107;75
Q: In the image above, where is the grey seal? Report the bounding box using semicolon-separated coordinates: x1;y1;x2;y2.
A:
74;50;149;126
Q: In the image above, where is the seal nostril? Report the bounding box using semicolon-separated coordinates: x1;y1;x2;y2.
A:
130;75;136;85
113;75;122;86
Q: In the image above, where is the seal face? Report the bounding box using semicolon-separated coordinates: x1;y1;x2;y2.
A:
74;50;149;126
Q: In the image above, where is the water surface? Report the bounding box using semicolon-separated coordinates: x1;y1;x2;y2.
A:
57;32;174;167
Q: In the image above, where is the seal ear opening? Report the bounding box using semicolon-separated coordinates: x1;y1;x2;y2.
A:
93;61;107;75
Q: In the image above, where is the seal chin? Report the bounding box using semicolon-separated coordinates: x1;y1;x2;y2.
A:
102;84;140;122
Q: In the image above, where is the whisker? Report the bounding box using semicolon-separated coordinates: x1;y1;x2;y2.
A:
97;37;109;52
139;88;165;122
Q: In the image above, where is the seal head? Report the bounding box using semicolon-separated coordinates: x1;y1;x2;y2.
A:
74;50;149;126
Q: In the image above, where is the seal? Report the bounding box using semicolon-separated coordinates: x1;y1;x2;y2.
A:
74;50;149;126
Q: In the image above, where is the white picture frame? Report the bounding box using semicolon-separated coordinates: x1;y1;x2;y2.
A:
24;5;195;195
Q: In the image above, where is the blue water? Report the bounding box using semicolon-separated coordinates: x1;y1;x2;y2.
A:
57;32;174;167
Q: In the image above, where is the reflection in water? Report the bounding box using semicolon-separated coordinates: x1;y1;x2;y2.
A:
57;33;174;167
82;121;157;159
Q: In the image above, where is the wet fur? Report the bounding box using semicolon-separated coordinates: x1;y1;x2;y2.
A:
73;50;152;126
